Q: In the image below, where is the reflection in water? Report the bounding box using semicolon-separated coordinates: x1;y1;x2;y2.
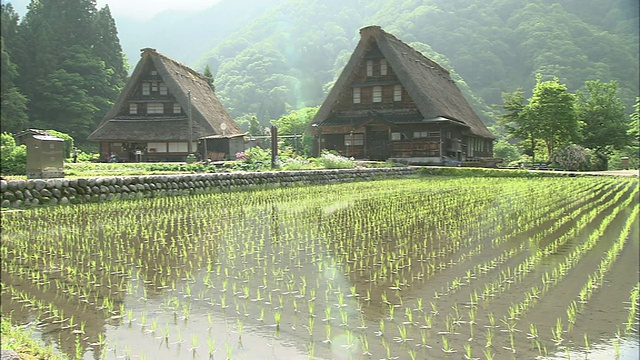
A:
1;177;638;359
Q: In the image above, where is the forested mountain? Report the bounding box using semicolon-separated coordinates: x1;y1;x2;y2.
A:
194;0;638;127
1;0;638;142
115;0;287;67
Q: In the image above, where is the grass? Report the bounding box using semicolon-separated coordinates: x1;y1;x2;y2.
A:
1;315;67;360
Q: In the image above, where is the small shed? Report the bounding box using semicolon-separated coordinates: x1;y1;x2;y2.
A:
15;130;65;179
199;134;246;161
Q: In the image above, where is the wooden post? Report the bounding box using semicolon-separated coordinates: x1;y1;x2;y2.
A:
187;90;193;154
271;125;278;168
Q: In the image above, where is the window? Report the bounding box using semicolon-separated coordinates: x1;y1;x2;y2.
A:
353;87;361;104
147;103;164;114
151;70;157;76
391;132;409;141
168;142;188;152
413;131;428;138
147;142;167;153
373;86;382;103
380;59;387;75
366;60;373;77
129;103;137;114
151;82;158;92
173;103;182;114
344;133;364;146
142;82;150;95
159;83;167;95
394;85;402;101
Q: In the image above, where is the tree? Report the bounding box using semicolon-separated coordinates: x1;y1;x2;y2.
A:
576;80;631;169
11;0;126;143
271;107;319;155
203;64;215;91
527;76;579;160
248;116;262;136
1;39;28;133
493;139;521;164
496;88;538;160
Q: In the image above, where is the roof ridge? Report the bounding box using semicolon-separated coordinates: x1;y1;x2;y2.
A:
141;48;209;83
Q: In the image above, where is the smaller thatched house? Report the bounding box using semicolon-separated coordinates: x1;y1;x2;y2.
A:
312;26;496;165
88;48;243;162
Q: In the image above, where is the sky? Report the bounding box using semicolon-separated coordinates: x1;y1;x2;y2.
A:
4;0;223;20
95;0;222;20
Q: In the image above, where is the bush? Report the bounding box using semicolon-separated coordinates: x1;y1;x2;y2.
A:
280;156;315;170
233;147;272;171
318;150;355;169
493;139;521;164
550;145;591;171
0;132;26;175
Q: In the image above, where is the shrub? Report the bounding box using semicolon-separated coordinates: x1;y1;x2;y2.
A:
0;132;26;175
318;150;355;169
493;139;521;164
233;147;272;171
280;157;315;170
550;145;591;171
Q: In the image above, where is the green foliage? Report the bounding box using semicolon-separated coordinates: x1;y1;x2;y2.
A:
6;0;126;143
279;156;315;171
576;80;631;157
527;75;579;159
203;64;215;91
0;132;26;175
318;150;355;169
189;0;637;126
232;146;271;171
1;34;29;134
493;139;521;164
497;77;580;162
271;106;319;155
248;115;263;136
1;315;64;360
45;129;74;158
497;88;534;158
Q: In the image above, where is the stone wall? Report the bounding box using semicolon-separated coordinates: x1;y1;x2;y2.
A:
1;167;418;208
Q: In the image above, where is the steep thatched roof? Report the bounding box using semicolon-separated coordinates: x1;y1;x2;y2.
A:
314;26;494;139
88;48;242;142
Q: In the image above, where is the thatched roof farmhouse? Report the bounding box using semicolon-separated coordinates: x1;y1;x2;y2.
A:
313;25;496;165
88;48;243;162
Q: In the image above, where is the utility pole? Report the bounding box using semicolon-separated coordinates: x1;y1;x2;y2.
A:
188;90;193;154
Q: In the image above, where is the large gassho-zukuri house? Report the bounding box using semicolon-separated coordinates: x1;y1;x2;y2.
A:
312;26;496;165
88;48;244;162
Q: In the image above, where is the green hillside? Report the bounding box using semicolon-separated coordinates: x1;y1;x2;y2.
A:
197;0;638;127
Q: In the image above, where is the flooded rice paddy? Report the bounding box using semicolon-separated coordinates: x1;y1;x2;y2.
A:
1;176;638;359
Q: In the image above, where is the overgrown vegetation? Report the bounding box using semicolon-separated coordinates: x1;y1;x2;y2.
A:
1;314;66;360
0;132;25;175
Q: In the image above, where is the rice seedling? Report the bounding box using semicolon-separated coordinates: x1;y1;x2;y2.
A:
441;335;455;353
1;176;635;360
551;317;563;346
